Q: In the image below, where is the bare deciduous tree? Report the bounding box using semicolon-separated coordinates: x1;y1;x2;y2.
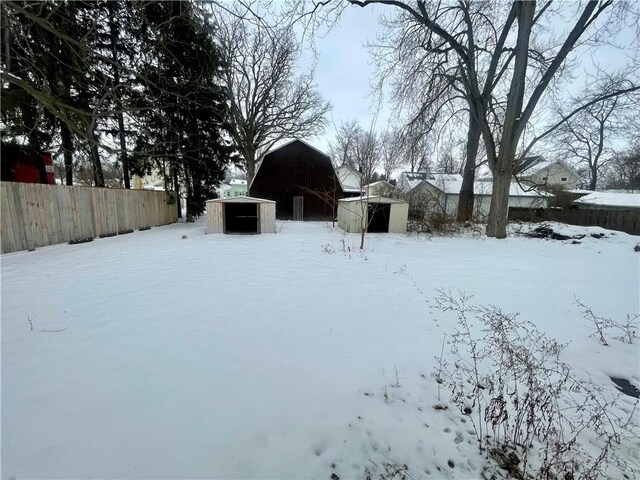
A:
329;119;361;167
295;0;637;237
380;129;404;180
554;95;628;190
605;142;640;191
353;127;382;249
211;7;331;185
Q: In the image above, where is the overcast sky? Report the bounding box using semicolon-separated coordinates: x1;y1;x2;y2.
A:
297;4;389;153
293;3;638;156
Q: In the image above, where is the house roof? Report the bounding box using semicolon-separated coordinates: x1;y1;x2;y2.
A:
516;157;581;180
513;156;544;175
574;192;640;208
338;195;407;204
366;181;395;188
206;196;276;204
229;179;247;186
400;171;430;192
336;164;363;193
424;174;550;197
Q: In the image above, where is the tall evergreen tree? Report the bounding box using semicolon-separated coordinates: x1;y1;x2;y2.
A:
132;1;236;219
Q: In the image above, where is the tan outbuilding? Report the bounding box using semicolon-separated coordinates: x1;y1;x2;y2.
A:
337;196;409;234
206;196;276;234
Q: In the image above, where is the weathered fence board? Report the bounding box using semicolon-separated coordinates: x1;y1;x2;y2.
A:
509;206;640;235
1;182;177;253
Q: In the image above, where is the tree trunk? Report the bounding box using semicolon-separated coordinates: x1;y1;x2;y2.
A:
172;162;181;218
589;165;597;190
457;112;481;222
359;200;367;250
245;148;257;188
184;162;193;221
485;165;511;239
60;122;74;185
109;4;130;189
91;138;105;187
485;1;534;239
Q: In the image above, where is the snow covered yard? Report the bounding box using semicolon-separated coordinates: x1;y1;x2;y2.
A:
2;219;639;479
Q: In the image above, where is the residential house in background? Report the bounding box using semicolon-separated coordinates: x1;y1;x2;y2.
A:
397;170;431;194
219;179;247;198
336;164;363;197
402;172;550;219
514;156;581;189
365;180;397;197
573;191;640;210
249;139;344;220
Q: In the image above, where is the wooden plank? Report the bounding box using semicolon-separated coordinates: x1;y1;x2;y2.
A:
1;182;180;253
0;183;22;253
56;186;74;243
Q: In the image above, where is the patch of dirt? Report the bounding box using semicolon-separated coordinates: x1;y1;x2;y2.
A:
610;377;640;399
524;224;589;241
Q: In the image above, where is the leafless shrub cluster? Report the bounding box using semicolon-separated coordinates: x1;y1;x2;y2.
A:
575;297;639;346
364;461;411;480
432;289;636;480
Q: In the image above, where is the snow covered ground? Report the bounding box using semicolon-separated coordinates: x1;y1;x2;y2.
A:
2;219;639;479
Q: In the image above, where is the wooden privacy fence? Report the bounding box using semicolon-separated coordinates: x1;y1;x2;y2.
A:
1;182;177;253
509;206;640;235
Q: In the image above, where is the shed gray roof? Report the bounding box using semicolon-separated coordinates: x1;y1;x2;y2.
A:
338;195;407;204
206;196;276;204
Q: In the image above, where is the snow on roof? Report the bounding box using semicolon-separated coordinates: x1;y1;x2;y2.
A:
574;192;640;208
336;164;363;192
206;196;275;204
366;181;394;188
338;195;407;204
400;171;430;191
517;158;580;179
425;174;550;197
229;179;247;186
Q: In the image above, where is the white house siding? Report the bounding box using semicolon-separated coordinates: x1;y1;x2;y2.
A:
464;195;549;219
336;166;363;193
522;163;579;189
409;182;549;220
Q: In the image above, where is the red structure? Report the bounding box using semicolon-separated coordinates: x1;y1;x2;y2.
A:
1;143;55;185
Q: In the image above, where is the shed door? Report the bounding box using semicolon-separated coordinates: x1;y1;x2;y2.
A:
293;196;304;221
224;203;259;234
367;203;390;233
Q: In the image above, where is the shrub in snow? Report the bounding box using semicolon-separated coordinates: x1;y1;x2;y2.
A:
575;297;639;346
432;289;637;480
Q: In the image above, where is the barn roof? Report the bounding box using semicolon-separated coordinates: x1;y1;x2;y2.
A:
249;138;332;189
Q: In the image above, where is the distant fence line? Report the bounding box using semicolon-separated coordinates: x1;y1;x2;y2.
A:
509;206;640;235
1;182;177;253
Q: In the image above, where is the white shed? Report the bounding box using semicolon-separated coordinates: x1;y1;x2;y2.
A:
206;196;276;234
337;196;409;234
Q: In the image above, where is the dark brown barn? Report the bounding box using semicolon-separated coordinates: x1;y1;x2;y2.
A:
249;139;344;220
